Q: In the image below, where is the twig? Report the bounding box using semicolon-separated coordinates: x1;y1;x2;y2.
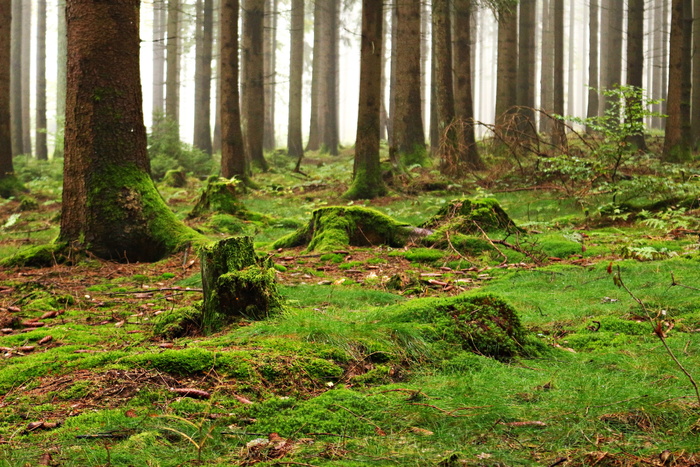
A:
331;404;386;435
407;402;484;417
614;265;700;406
670;273;700;292
471;222;508;265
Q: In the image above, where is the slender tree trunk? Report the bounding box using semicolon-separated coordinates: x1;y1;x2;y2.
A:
517;0;537;137
0;0;14;183
35;0;47;160
429;18;438;152
387;5;397;147
306;1;321;151
626;0;647;150
653;0;666;129
494;4;518;131
20;0;30;156
54;0;67;159
242;0;268;170
586;0;599;131
323;0;339;155
680;0;692;145
165;0;180;137
664;0;689;160
61;0;199;261
263;0;277;151
220;0;248;179
551;0;566;147
540;0;553;134
566;0;575;116
421;0;428;136
345;0;386;199
212;0;221;153
602;0;623;117
193;0;213;155
10;0;21;156
393;0;426;165
661;0;669;123
379;7;390;143
692;0;700;145
454;0;482;169
152;0;166;119
287;0;304;159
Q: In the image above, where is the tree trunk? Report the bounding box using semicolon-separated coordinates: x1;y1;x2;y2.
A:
0;0;14;186
10;0;21;156
601;0;623;115
421;0;428;136
540;0;553;134
692;0;700;145
286;0;304;159
20;0;30;156
494;4;517;132
60;0;200;262
242;0;268;170
212;0;221;154
680;0;692;145
193;0;214;155
345;0;386;200
393;0;426;166
653;0;666;129
306;1;322;151
433;0;458;173
165;0;180;137
220;0;248;179
517;0;537;137
626;0;647;150
35;0;47;160
322;0;339;155
54;0;67;159
263;0;277;151
453;0;482;169
586;0;599;131
551;0;566;147
663;0;689;160
152;0;166;119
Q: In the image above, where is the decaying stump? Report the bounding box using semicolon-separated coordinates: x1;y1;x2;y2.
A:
272;206;431;252
189;177;247;219
201;236;281;330
421;198;521;234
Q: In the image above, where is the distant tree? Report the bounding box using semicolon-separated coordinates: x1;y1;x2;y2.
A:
539;0;553;134
551;0;566;147
600;0;623;115
220;0;247;179
242;0;268;170
392;0;425;166
60;0;199;261
152;0;166;119
286;0;304;159
0;0;18;194
263;0;277;151
306;0;322;151
54;0;66;159
35;0;47;160
193;0;213;155
625;0;647;151
20;0;29;155
453;0;482;169
663;0;691;160
432;0;457;172
165;0;180;138
494;2;517;132
586;0;599;132
322;0;339;156
10;0;21;156
516;0;536;137
345;0;386;199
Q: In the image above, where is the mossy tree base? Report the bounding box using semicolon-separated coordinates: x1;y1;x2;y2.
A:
272;206;427;252
0;243;69;268
201;236;282;331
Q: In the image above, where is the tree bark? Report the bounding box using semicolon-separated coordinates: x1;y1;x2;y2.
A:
322;0;339;155
60;0;199;261
626;0;647;151
393;0;426;166
220;0;248;179
9;0;21;156
692;0;700;144
193;0;214;155
494;4;517;132
20;0;30;156
152;0;166;119
453;0;482;169
165;0;180;137
517;0;537;137
306;1;322;151
35;0;47;160
680;0;692;145
242;0;268;170
601;0;623;115
263;0;277;151
551;0;566;147
540;0;553;134
345;0;386;200
54;0;67;158
586;0;599;131
433;0;457;173
286;0;304;159
0;0;13;181
663;0;689;160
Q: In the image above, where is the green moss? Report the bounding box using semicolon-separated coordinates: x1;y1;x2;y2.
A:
403;248;447;264
301;357;344;380
422;198;520;234
152;306;203;338
161;168;188;187
18;196;38;211
0;242;67;268
127;348;215;375
343;166;388;200
350;365;392;385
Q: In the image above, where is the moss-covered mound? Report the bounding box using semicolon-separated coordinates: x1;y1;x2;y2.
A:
385;293;532;359
272;206;424;252
189;176;249;219
422;198;520;234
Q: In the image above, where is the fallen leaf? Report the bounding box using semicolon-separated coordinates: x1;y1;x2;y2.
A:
169;388;211;399
17;346;35;352
409;426;434;436
40;311;57;320
37;452;53;466
124;410;138;418
38;335;53;345
7;306;20;313
234;394;254;405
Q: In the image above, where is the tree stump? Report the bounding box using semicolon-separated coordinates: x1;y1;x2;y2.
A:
189;177;246;219
201;236;281;331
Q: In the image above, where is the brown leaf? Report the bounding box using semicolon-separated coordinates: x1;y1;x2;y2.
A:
37;452;53;466
21;320;44;327
169;388;211;399
158;343;174;348
26;421;45;432
234;394;254;405
124;410;138;418
409;426;434;436
17;346;35;353
374;427;387;436
40;311;58;320
7;306;20;313
1;329;12;334
38;335;53;345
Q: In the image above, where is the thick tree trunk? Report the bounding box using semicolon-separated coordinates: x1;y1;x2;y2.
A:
494;4;517;132
453;0;482;170
152;0;166;119
60;0;199;262
9;0;21;156
393;0;426;166
653;0;666;129
242;0;268;170
287;0;304;159
220;0;248;179
586;0;599;131
193;0;213;155
0;0;13;183
626;0;647;151
54;0;67;159
165;0;180;137
263;0;277;151
35;0;47;160
663;0;689;160
345;0;386;200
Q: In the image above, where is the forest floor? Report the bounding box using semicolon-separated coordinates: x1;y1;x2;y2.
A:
1;150;700;466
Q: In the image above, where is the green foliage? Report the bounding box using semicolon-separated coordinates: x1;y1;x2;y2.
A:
148;115;217;180
401;247;447;264
152;306;203;339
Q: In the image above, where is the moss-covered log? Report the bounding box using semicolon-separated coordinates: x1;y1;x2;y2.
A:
272;206;427;252
201;236;281;331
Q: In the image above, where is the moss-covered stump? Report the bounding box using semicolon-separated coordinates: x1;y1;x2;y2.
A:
161;168;188;188
201;236;282;330
422;198;520;234
386;293;532;359
272;206;427;252
188;177;247;219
